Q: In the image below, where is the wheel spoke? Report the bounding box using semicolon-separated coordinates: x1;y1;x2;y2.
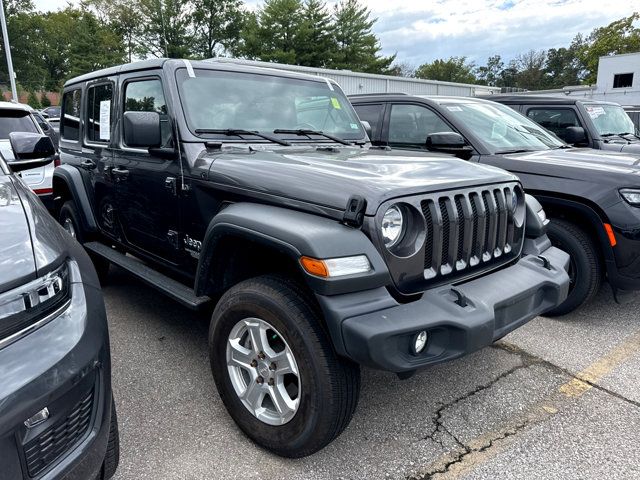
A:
271;349;298;376
246;321;268;353
242;380;264;411
268;382;296;417
227;339;254;371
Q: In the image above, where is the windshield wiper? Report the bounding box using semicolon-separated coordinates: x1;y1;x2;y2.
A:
273;129;351;146
194;128;291;146
495;149;535;154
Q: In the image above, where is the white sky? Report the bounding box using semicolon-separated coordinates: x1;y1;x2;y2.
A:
33;0;640;66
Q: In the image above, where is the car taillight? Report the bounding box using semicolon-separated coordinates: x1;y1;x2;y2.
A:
54;155;61;167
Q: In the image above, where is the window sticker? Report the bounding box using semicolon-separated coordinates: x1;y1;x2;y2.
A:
350;123;360;129
331;97;342;109
447;106;463;112
99;100;111;140
586;106;605;118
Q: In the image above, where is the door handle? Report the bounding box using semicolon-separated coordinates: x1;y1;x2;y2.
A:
111;166;129;181
80;159;96;170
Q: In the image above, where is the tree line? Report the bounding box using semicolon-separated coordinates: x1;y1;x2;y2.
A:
0;0;638;106
410;13;640;90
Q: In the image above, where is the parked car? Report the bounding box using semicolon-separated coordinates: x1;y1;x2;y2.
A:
0;102;58;209
31;109;60;149
351;94;640;315
42;106;61;134
54;59;569;457
0;131;119;479
491;95;640;154
623;105;640;133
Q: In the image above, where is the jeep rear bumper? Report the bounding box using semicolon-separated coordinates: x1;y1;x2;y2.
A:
316;244;570;373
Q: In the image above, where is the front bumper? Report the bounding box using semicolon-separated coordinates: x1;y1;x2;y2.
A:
317;241;570;372
0;278;113;480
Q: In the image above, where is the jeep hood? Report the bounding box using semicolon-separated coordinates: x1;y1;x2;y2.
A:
0;174;69;293
205;147;517;215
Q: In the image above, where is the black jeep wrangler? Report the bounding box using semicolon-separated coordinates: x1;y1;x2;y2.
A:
53;59;569;457
352;94;640;315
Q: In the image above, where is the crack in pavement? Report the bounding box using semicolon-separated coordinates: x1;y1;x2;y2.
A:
409;339;640;480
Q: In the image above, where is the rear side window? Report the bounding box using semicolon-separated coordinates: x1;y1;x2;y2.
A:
61;89;82;141
0;110;38;138
353;104;383;138
526;108;581;142
86;83;113;144
123;79;171;147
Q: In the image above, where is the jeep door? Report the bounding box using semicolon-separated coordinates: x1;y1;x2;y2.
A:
60;81;117;235
111;74;183;265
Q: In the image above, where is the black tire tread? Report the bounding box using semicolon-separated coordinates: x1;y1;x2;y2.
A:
101;399;120;479
546;218;602;316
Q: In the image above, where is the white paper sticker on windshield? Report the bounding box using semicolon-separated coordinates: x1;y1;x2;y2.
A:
99;100;110;141
447;106;463;111
586;106;605;118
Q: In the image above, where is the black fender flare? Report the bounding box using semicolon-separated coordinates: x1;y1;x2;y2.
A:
53;164;97;232
194;203;391;297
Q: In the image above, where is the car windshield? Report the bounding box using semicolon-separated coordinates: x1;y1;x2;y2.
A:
0;110;38;138
441;101;565;153
585;104;637;136
176;68;365;142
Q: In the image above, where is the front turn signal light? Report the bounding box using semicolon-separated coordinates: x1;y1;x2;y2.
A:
300;255;371;278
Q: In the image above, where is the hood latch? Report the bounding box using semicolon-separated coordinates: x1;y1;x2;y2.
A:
343;195;367;228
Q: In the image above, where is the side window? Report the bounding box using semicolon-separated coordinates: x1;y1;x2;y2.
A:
61;89;81;141
526;108;581;142
123;79;170;148
388;104;453;148
86;83;113;144
353;104;383;138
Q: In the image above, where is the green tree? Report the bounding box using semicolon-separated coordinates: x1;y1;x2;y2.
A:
415;56;476;83
138;0;193;58
388;61;416;78
26;90;41;108
40;93;51;107
330;0;395;74
513;49;548;90
241;0;304;64
475;55;504;86
296;0;334;67
192;0;244;58
578;13;640;84
545;44;585;88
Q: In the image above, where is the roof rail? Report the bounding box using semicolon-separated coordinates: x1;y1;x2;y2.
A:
348;92;409;97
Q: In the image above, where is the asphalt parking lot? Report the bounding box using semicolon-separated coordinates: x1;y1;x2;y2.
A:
106;266;640;480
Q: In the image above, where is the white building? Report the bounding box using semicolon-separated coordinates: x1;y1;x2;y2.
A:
517;52;640;106
209;58;500;97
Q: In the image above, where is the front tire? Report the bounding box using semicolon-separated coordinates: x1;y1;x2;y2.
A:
545;219;602;316
99;399;120;480
209;275;360;458
59;200;110;284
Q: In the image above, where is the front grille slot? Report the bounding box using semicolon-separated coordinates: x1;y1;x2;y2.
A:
24;389;94;477
420;184;523;284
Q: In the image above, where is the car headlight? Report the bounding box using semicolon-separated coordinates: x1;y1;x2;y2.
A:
620;189;640;206
382;204;405;248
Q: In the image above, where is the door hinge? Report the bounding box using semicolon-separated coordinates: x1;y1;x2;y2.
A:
343;195;367;228
165;177;178;196
167;230;180;249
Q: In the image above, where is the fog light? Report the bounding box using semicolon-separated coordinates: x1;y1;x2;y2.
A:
412;331;428;355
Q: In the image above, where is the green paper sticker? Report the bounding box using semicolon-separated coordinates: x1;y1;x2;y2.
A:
331;97;342;109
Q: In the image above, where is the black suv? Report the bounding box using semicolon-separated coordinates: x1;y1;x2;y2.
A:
351;94;640;315
53;59;569;457
1;133;119;479
492;95;640;154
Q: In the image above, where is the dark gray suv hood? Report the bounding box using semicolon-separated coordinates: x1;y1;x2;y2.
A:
206;146;517;215
0;174;68;293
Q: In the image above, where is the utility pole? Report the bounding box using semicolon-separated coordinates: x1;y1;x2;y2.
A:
0;0;17;102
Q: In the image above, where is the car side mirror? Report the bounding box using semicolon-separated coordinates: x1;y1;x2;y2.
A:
426;132;468;149
6;132;56;172
360;120;373;139
123;111;161;148
564;126;587;145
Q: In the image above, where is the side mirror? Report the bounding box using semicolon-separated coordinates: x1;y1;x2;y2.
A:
360;120;373;139
564;126;587;145
426;132;468;149
123;111;161;148
6;132;56;172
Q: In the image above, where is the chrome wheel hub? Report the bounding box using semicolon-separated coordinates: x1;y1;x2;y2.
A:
226;318;300;425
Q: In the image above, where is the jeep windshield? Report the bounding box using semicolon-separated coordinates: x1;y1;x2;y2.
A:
585;104;638;139
441;101;565;153
176;68;366;143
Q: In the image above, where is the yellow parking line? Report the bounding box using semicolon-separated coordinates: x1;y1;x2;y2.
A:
558;330;640;397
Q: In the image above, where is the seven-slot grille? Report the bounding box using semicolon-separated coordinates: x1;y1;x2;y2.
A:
420;184;522;280
24;389;94;477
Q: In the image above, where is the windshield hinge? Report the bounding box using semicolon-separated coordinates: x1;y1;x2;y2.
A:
343;195;367;228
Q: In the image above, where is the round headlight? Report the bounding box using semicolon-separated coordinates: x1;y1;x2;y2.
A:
382;205;404;248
